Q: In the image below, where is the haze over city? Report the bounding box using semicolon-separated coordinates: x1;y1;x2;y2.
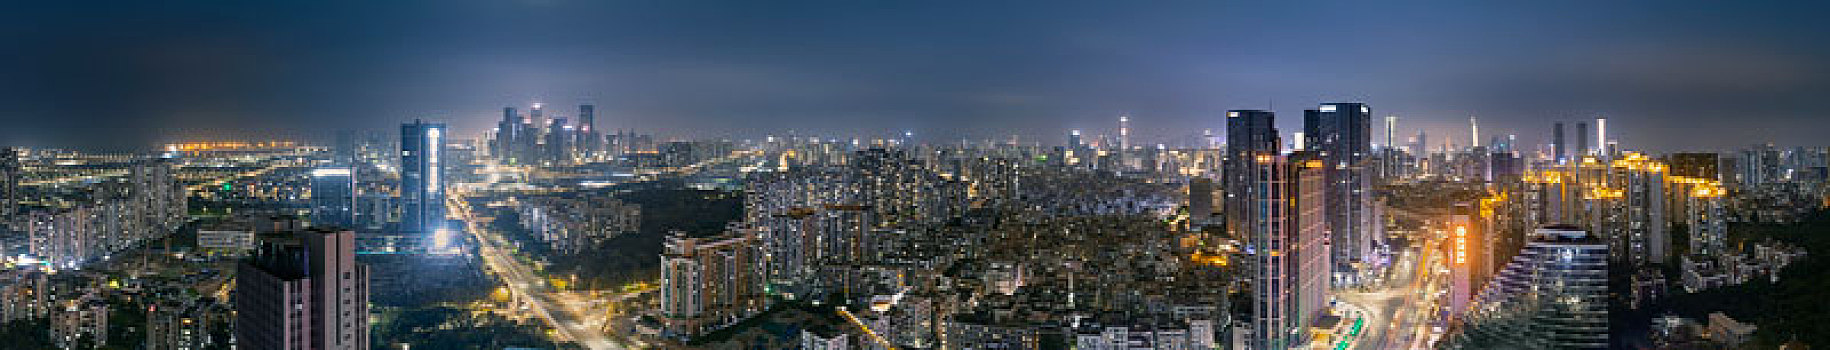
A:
4;1;1829;150
3;2;1830;350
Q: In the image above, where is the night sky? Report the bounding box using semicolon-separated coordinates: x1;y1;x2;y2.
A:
2;1;1827;151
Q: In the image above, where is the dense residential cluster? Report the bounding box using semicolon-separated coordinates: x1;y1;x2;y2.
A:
514;193;641;254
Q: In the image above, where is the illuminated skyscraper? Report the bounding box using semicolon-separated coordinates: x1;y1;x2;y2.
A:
309;167;356;229
1118;114;1130;151
1305;102;1375;285
400;120;446;235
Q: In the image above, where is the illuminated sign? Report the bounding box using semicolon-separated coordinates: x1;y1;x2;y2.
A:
310;168;352;177
1454;226;1467;265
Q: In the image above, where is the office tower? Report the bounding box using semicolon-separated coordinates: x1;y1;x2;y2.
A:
1384;116;1397;150
1245;153;1291;350
1596;118;1608;155
399;120;446;235
1;148;17;227
578;104;598;157
1304;102;1374;285
1118;114;1130;151
545;117;572;163
1288;152;1330;344
235;229;370;350
1449;226;1608;349
1552;122;1566;163
1068;129;1083;148
521;104;541;164
1242;151;1330;350
1224;110;1279;242
309;167;356;229
1469;116;1480;150
1575;122;1590;158
496;107;520;163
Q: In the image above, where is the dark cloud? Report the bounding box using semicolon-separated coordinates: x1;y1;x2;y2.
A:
1;0;1827;151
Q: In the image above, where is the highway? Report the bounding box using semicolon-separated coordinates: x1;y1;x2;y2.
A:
1336;219;1447;349
452;186;624;350
450;153;749;349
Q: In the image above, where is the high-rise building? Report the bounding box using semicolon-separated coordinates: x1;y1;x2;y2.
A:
399;120;446;235
1305;102;1375;285
1118;114;1130;151
1449;226;1608;349
234;229;370;350
578;104;599;158
1575;122;1590;158
1288;152;1331;343
1;147;17;227
659;231;765;338
1245;153;1292;350
1552;122;1566;163
309;167;356;229
496;107;521;164
1596;118;1608;155
545;117;572;163
1224;110;1279;242
1244;151;1330;350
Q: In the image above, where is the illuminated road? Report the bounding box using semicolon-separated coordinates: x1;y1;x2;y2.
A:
1336;220;1446;350
453;189;624;350
452;153;750;349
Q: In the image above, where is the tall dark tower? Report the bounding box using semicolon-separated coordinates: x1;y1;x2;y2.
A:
1553;122;1567;163
579;104;598;157
1575;122;1590;159
1224;110;1280;242
399;120;446;236
1306;102;1375;286
497;107;519;163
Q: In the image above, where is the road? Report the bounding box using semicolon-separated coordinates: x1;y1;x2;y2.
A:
451;153;750;349
453;188;624;350
1336;221;1446;349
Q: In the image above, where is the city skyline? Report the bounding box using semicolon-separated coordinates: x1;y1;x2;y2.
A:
5;2;1830;350
4;1;1830;151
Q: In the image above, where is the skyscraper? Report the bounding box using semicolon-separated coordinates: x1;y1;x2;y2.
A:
235;229;370;350
1305;102;1375;285
400;120;446;235
309;167;356;229
1;147;17;227
496;107;521;164
1552;122;1567;163
1246;153;1293;349
1224;110;1279;242
545;117;572;164
1118;114;1130;151
1596;117;1608;156
1575;122;1590;158
578;104;599;158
